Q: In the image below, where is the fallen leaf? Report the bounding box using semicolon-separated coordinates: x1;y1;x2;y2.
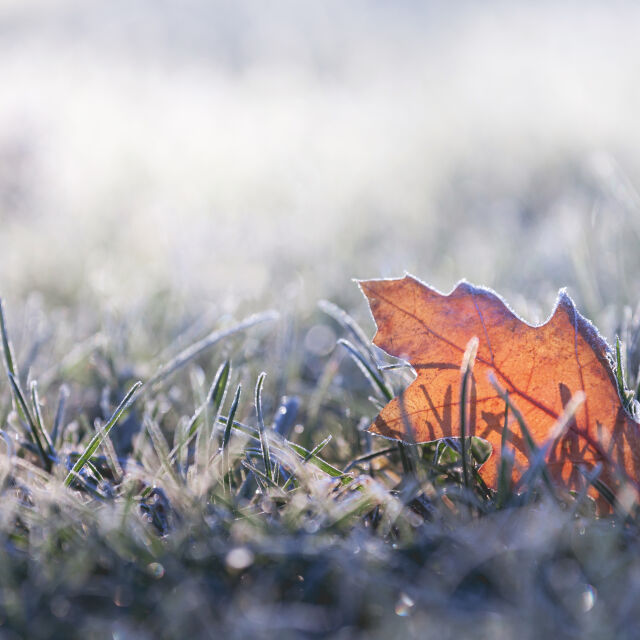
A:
359;274;640;500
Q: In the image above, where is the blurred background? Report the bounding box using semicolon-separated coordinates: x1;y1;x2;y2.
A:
2;0;640;335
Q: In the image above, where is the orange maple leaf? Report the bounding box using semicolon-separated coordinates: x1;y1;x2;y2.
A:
359;274;640;499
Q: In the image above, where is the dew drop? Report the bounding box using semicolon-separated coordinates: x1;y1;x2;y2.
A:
226;547;255;570
113;585;132;608
395;592;415;617
581;585;597;612
147;562;165;579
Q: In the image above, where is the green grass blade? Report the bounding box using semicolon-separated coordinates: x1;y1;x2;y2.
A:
218;416;259;439
93;418;124;482
255;372;272;481
51;384;69;450
64;381;142;487
318;299;375;360
489;374;557;500
30;381;55;466
590;477;617;510
0;299;17;380
616;336;626;392
0;302;30;427
496;395;513;508
240;459;282;491
168;361;232;464
282;435;333;490
144;414;181;487
459;337;478;491
172;408;204;458
144;311;277;389
616;336;634;411
496;448;515;508
338;338;393;402
222;384;242;494
515;392;584;502
207;359;231;409
571;463;603;516
395;393;416;474
286;440;345;479
196;360;231;472
343;446;398;472
222;385;242;451
8;373;49;469
241;459;283;492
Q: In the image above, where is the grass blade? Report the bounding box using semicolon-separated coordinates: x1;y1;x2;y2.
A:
515;392;585;501
0;299;17;380
255;372;272;481
208;360;231;408
339;335;419;475
222;385;242;451
496;395;513;508
282;435;333;490
0;301;30;426
396;392;417;475
343;446;398;473
8;374;50;470
218;416;259;439
459;337;478;490
64;381;142;487
241;459;283;492
144;311;277;389
490;379;545;488
94;417;124;482
144;414;181;487
222;384;242;494
30;380;55;465
287;440;345;479
196;360;231;472
616;336;635;412
338;338;393;402
168;361;231;463
51;384;69;450
318;299;375;361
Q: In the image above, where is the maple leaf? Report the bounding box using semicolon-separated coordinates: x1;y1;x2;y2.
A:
359;274;640;499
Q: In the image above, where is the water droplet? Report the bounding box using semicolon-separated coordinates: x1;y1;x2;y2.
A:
114;585;132;607
395;592;415;617
147;562;165;579
582;585;597;612
226;547;254;570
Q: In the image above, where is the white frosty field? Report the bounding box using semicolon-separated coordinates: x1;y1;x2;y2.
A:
2;1;640;331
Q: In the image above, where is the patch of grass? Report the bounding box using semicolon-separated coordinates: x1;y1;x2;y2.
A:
0;294;639;640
